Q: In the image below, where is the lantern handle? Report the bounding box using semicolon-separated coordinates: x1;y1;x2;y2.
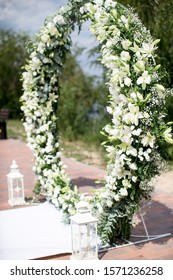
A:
10;160;19;172
77;200;90;214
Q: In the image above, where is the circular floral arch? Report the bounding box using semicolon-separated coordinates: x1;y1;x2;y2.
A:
21;0;173;244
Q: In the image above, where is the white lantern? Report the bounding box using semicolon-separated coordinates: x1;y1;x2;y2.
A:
70;200;98;260
7;160;25;206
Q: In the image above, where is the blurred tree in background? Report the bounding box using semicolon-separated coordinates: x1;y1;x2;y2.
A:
119;0;173;85
59;47;109;141
0;29;29;118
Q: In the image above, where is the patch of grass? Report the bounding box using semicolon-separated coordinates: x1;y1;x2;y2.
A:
6;120;173;171
60;138;106;168
7;119;26;140
6;119;106;168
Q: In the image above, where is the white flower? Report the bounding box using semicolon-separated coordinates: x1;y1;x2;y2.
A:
114;194;120;201
41;34;50;43
140;40;160;58
132;128;142;136
53;15;65;25
155;84;165;95
143;151;150;161
84;3;94;13
31;57;41;69
94;0;103;6
123;104;141;126
107;200;113;207
126;146;137;157
120;15;129;29
124;77;132;87
133;60;145;73
43;57;50;64
141;132;155;148
49;92;58;102
121;40;132;50
136;92;144;100
120;51;131;61
130;92;137;100
132;176;137;182
122;179;131;188
143;112;150;119
105;0;117;8
106;175;116;185
137;71;151;90
119;188;128;197
79;6;85;14
37;42;45;53
51;198;59;207
130;42;141;58
47;22;60;37
163;127;173;144
129;163;137;170
107;106;113;114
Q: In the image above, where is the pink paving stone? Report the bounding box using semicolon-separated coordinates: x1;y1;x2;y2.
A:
0;138;173;260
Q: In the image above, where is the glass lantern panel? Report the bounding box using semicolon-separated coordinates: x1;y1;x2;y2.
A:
9;177;24;205
71;222;81;257
71;222;97;260
8;179;13;202
80;223;97;259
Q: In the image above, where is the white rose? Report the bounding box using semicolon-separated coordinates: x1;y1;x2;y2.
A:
129;163;137;170
41;34;50;43
107;200;113;207
114;194;120;201
119;188;128;197
53;15;65;25
132;176;137;182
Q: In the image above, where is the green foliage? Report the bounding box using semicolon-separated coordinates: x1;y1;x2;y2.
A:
0;29;29;118
59;48;109;142
97;208;130;244
119;0;173;84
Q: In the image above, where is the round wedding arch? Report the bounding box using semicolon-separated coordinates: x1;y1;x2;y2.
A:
21;0;173;244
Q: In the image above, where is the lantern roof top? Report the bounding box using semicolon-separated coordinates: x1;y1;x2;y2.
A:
70;200;98;224
7;160;23;178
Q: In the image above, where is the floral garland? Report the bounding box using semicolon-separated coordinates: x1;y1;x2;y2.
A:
21;0;173;244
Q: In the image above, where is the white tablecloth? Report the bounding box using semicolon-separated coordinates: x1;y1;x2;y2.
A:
0;202;72;260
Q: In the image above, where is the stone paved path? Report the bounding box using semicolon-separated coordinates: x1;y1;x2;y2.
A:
0;138;173;260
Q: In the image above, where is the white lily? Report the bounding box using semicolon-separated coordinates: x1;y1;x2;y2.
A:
130;42;141;58
141;132;155;148
133;60;145;73
137;71;151;90
163;127;173;144
140;40;160;58
155;84;165;95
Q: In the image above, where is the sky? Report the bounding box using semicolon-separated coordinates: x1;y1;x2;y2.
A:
0;0;101;76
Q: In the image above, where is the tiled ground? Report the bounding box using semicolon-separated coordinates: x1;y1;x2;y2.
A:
0;138;173;260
